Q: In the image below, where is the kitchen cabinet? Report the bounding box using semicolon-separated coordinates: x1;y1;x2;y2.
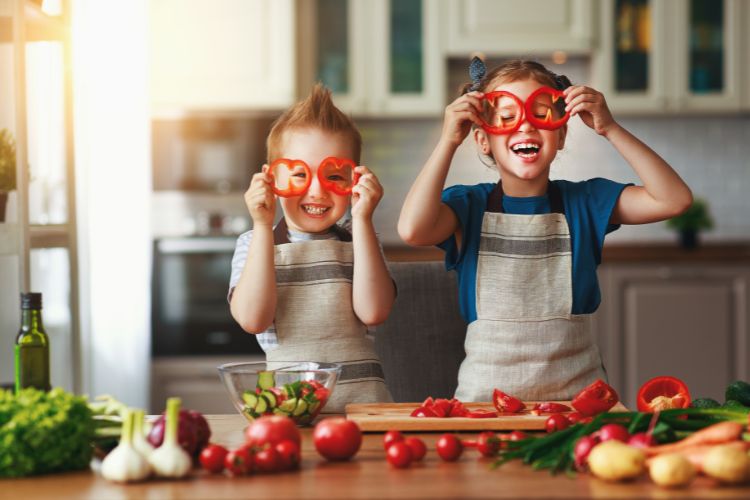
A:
149;0;296;113
298;0;444;116
595;262;750;409
0;0;80;392
443;0;596;56
593;0;744;114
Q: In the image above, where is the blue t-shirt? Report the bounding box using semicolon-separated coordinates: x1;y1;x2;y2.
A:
439;178;629;322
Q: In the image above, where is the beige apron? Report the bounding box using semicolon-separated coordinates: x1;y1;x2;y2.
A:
266;220;392;413
455;182;605;402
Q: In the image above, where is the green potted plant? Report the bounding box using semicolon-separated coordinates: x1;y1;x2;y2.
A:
666;198;713;249
0;129;17;222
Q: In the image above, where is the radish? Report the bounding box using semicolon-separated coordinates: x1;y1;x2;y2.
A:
628;432;656;449
573;435;599;470
597;423;630;443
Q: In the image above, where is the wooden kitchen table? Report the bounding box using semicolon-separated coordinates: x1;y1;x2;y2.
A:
3;414;750;499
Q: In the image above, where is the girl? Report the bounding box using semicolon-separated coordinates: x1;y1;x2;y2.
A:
398;58;692;402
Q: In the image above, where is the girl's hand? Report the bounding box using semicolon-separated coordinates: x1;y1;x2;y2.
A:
440;91;484;147
244;166;276;227
350;166;383;221
564;86;619;137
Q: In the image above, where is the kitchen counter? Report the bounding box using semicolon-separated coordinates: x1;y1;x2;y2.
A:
3;414;750;499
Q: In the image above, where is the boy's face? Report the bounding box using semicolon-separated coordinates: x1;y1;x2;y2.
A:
276;127;355;234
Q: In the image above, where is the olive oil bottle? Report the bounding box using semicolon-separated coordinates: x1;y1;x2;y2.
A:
14;292;51;392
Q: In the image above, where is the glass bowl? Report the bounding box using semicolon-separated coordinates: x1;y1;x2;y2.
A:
218;361;341;425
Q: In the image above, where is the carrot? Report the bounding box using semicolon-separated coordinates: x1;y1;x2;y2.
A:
646;441;750;472
644;421;745;456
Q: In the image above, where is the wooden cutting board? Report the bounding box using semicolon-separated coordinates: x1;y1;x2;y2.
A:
345;401;628;432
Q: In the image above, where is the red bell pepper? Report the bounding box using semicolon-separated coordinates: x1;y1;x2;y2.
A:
637;376;691;412
571;379;620;416
466;409;497;419
524;86;570;131
317;157;360;195
268;159;312;197
492;389;525;413
531;402;571;414
410;406;438;418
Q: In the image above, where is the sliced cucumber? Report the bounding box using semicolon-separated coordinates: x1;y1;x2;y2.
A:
273;408;289;416
255;395;268;414
242;391;259;408
242;408;258;420
257;371;275;390
260;390;277;408
292;398;308;416
279;397;298;413
285;381;302;398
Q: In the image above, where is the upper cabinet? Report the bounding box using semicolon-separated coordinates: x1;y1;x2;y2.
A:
149;0;296;113
298;0;444;117
593;0;745;114
444;0;596;56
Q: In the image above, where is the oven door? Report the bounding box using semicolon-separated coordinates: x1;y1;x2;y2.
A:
152;237;264;356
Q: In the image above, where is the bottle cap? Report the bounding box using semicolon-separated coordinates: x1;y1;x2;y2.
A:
20;293;43;310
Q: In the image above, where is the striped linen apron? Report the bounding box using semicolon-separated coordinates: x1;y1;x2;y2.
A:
455;182;605;402
266;219;392;413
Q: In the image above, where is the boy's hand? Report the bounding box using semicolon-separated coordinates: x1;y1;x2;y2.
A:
441;91;484;147
350;166;382;221
244;167;276;227
564;86;619;137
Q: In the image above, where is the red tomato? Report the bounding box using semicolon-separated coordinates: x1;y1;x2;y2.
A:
383;430;404;450
386;441;413;468
476;431;500;457
199;443;229;473
224;446;254;476
436;434;463;462
545;414;571;433
245;415;301;448
636;376;691;412
313;418;362;461
571;379;620;417
566;412;585;425
254;446;283;474
274;440;301;470
508;430;528;441
492;389;525;413
597;423;630;443
404;437;426;461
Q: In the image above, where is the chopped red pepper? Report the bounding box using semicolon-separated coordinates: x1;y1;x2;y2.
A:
410;406;438;418
466;409;497;419
532;402;571;414
637;376;691;412
492;389;525;413
571;379;620;416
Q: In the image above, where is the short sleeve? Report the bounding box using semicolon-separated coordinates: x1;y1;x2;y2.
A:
437;183;493;270
227;230;253;302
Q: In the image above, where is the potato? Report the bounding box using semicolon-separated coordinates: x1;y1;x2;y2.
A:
648;453;696;488
702;444;750;485
588;441;646;482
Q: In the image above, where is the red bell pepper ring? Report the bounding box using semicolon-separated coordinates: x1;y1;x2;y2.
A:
478;86;569;136
466;409;497;419
492;389;526;413
267;159;312;197
531;402;571;414
571;379;620;416
524;86;570;131
637;376;692;412
317;157;360;195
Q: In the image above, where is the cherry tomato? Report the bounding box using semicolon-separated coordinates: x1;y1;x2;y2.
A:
199;443;229;473
545;414;571;433
404;437;426;461
597;423;630;443
508;430;528;441
436;433;463;462
245;415;301;448
224;446;254;476
313;418;362;461
275;439;301;470
476;431;500;457
492;389;525;413
254;446;283;474
628;432;656;449
383;430;404;450
386;441;413;468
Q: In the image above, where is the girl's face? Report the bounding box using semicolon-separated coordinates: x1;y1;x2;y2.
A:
276;127;353;234
474;78;566;186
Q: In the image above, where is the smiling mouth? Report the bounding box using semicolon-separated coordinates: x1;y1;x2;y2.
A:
302;205;330;216
510;142;541;158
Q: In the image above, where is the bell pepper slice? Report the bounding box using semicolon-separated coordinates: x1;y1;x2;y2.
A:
637;376;691;412
466;409;497;418
268;159;312;197
524;86;570;130
531;402;571;414
317;157;359;195
571;379;620;416
410;406;438;418
492;389;526;413
479;91;524;135
448;400;469;417
431;398;453;418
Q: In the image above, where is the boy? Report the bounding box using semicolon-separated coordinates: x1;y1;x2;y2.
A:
229;84;394;411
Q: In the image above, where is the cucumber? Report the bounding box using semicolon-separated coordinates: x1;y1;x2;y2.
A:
690;398;721;409
242;408;258;420
279;398;298;413
272;408;288;416
242;391;259;408
725;380;750;407
292;398;308;416
255;395;268;414
285;381;302;398
257;371;275;390
260;390;277;408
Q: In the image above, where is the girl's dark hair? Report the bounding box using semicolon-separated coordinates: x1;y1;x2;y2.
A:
461;59;572;117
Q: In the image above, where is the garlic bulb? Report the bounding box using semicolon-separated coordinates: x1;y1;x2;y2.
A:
148;397;192;478
101;410;151;483
132;409;155;458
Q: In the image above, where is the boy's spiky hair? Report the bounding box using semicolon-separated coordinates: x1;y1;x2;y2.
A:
266;83;362;163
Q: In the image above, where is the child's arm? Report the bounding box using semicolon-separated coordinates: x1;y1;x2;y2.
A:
230;169;277;333
564;86;693;224
350;166;396;326
398;92;485;246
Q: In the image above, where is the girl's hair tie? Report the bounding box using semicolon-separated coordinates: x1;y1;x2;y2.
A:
468;56;486;92
552;73;571;90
